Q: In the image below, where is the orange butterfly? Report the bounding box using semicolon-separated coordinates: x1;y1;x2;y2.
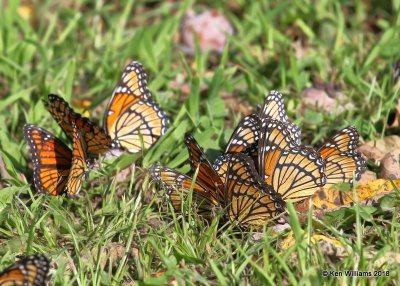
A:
216;153;284;227
23;124;88;197
150;134;224;217
318;127;366;187
258;90;301;145
44;61;168;155
150;134;284;228
104;61;168;153
224;90;300;160
224;114;261;154
0;254;50;286
257;119;326;202
44;94;112;156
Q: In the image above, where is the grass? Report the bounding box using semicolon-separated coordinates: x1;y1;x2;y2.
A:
1;0;400;285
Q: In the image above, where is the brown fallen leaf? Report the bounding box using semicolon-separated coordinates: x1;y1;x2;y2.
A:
358;170;378;184
114;164;136;184
380;151;400;180
279;231;348;260
373;251;400;268
250;223;291;241
222;94;255;116
359;136;400;180
79;243;127;270
301;80;353;114
360;136;400;157
302;87;336;111
180;9;234;55
358;144;386;161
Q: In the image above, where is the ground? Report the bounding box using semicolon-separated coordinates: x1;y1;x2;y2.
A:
0;1;399;285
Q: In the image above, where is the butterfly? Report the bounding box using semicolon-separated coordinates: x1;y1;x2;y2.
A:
214;153;285;227
150;133;284;228
0;253;50;286
104;61;168;153
44;61;168;155
318;127;366;187
185;134;226;201
150;134;224;217
258;90;302;145
257;119;326;202
44;94;112;156
224;114;261;154
224;90;300;156
149;165;220;217
23;124;88;197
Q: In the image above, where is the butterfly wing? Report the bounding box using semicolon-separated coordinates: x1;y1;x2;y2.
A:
322;153;365;186
259;90;302;145
318;127;366;186
257;120;298;181
185;133;225;202
149;165;219;217
224;153;285;228
224;114;261;154
258;120;326;202
0;254;50;286
65;125;88;197
104;61;168;153
23;124;72;195
318;126;360;155
44;94;112;156
213;154;231;185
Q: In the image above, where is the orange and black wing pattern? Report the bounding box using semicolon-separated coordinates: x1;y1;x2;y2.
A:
224;114;261;154
185;134;225;202
24;124;72;196
104;61;168;153
65;125;88;197
149;165;219;217
0;254;50;286
44;94;112;156
259;90;302;145
213;154;231;185
258;120;326;202
223;153;285;228
318;127;366;186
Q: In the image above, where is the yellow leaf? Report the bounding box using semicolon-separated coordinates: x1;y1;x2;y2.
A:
296;179;400;215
